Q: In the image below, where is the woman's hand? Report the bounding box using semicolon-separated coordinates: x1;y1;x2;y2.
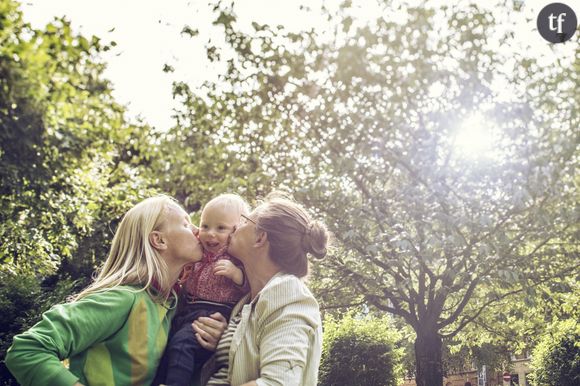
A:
192;312;228;351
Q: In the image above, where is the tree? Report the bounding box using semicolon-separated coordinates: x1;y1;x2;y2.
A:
171;1;579;384
0;1;157;381
0;0;156;277
151;80;273;215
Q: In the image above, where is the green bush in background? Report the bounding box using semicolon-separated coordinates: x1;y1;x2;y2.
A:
530;319;580;386
0;273;81;383
319;312;404;386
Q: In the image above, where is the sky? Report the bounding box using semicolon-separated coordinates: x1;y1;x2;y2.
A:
20;0;577;132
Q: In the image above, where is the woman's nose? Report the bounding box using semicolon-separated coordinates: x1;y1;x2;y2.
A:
191;224;199;236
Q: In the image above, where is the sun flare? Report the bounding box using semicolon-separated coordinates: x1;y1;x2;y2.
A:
453;113;496;158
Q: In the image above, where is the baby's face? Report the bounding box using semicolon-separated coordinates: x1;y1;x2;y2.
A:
199;205;239;254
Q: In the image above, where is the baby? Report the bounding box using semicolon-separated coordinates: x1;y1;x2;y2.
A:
158;193;249;386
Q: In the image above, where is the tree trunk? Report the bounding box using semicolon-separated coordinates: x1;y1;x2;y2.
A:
414;328;443;386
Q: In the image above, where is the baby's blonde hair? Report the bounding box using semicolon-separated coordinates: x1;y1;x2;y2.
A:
203;193;250;219
75;194;179;302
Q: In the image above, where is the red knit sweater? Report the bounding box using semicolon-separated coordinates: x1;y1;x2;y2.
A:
180;251;249;304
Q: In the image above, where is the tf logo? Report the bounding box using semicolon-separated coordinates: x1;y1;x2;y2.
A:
537;3;578;43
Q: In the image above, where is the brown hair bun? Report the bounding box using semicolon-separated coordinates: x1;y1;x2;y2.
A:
301;220;328;259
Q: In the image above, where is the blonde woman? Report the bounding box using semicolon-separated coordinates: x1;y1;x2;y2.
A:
5;195;220;386
201;193;329;386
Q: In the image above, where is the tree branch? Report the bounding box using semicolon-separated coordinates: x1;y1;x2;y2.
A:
440;263;580;338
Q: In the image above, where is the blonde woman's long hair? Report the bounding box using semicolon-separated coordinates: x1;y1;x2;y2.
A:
74;195;178;302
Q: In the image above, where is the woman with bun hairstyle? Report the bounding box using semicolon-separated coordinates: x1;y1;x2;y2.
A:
5;195;217;386
200;192;329;386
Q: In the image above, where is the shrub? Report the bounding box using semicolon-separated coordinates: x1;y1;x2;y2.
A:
319;312;403;386
0;272;80;384
530;319;580;386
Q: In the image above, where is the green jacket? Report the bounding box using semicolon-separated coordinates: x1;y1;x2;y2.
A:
5;286;176;386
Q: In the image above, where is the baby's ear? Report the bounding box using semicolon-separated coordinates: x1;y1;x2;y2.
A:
149;231;167;250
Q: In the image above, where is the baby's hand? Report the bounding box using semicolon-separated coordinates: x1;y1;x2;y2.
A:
213;259;244;285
